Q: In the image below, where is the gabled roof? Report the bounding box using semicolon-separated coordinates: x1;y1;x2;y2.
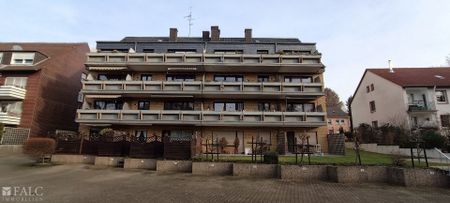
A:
327;106;349;118
368;67;450;87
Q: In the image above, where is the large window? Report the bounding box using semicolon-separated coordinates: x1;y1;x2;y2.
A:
97;74;126;81
369;101;376;113
258;102;271;112
11;52;35;65
436;90;447;103
284;76;312;83
214;102;244;112
94;100;123;110
5;77;28;89
257;75;269;82
166;74;195;82
214;75;243;82
135;130;148;143
140;74;152;81
138;101;150;110
164;101;194;110
167;49;196;53
286;103;315;112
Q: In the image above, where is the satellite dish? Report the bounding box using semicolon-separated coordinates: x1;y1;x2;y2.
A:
12;45;23;50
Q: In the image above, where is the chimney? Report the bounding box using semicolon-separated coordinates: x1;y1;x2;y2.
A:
244;28;252;43
169;28;178;42
202;31;210;41
388;59;394;73
211;26;220;41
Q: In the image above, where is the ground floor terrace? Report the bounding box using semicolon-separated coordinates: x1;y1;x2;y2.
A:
76;125;328;158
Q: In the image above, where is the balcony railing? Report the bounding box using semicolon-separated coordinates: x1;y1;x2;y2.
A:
86;53;322;66
0;112;21;125
82;81;323;96
76;110;326;127
0;86;26;100
408;100;436;112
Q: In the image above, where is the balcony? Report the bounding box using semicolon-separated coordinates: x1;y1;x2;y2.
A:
407;100;437;112
82;81;323;99
85;53;324;73
76;110;326;127
0;86;26;100
0;112;21;125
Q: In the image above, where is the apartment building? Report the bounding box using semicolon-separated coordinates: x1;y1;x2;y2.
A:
351;67;450;130
0;43;89;136
327;106;350;134
76;26;327;155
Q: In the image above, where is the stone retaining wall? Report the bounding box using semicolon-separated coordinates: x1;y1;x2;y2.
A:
387;167;449;187
124;158;157;170
156;160;192;172
51;154;95;164
233;163;279;178
94;156;124;167
280;165;328;182
327;166;387;183
192;162;233;176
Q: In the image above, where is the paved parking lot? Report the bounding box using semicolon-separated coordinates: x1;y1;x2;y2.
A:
0;155;449;203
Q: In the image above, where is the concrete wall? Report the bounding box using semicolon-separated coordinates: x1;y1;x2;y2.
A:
345;142;450;159
327;166;387;183
280;165;328;182
124;158;156;170
51;154;95;164
0;145;23;154
156;160;192;173
351;71;409;128
94;156;124;167
232;163;279;178
192;162;233;176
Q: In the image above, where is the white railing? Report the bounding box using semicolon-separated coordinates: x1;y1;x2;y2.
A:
82;80;323;94
86;52;322;65
433;148;450;174
0;86;26;100
0;112;21;125
76;110;326;127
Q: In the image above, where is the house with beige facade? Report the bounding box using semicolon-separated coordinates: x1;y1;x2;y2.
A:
327;106;350;134
351;67;450;130
76;26;328;157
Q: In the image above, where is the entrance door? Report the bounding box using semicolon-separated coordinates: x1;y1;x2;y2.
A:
287;131;295;153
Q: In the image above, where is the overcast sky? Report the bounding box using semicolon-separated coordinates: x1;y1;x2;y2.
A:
2;0;450;100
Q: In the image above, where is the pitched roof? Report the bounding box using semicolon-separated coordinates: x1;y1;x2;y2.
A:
368;67;450;87
327;106;349;117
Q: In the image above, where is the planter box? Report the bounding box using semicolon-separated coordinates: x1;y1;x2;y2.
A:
156;160;192;173
51;154;95;164
387;167;449;187
233;163;279;178
327;166;387;183
192;162;233;176
94;156;124;167
280;165;328;182
124;158;157;170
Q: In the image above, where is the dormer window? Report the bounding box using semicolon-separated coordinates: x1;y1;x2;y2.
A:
11;52;35;65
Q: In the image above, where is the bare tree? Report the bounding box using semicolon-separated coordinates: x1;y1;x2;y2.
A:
324;88;343;108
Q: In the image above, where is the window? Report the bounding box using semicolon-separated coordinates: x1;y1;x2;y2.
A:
214;102;244;112
286;103;315;112
258;102;271;112
214;75;243;82
140;74;152;81
81;73;87;81
0;53;3;64
142;49;154;53
440;115;450;127
369;101;376;113
97;74;126;81
335;119;340;124
138;101;150;110
372;121;378;128
11;52;35;65
341;119;345;124
167;49;197;53
366;86;370;93
213;50;243;54
94;100;123;110
284;76;312;83
257;75;269;82
327;119;332;124
257;50;269;54
0;102;23;116
164;101;194;110
436;90;447;103
370;84;374;91
166;74;195;82
5;77;28;89
282;50;310;55
135;130;148;143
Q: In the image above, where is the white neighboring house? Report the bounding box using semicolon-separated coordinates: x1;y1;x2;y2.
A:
351;67;450;130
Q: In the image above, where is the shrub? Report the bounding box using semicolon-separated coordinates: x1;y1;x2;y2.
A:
421;130;446;149
23;138;56;162
263;151;279;164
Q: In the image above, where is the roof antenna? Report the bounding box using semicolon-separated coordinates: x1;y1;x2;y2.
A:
184;7;194;37
388;59;394;73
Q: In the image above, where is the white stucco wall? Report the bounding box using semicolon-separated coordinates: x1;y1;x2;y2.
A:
434;87;450;126
351;71;409;128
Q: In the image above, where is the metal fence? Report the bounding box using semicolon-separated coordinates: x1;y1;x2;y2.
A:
0;127;30;145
